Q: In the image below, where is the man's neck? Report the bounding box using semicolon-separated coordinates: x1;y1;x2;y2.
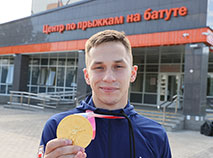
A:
92;95;127;110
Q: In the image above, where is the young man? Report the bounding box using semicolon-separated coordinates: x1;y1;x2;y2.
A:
39;30;171;158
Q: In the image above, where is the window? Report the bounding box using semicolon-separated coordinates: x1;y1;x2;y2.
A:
57;67;65;86
130;93;142;103
38;68;48;85
0;57;14;95
28;52;78;93
146;48;159;63
31;67;39;85
145;74;158;93
130;46;184;105
66;68;75;87
207;74;213;96
1;66;8;83
46;69;56;86
160;46;183;63
6;66;14;84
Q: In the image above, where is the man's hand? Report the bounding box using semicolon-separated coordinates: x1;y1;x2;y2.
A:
44;138;87;158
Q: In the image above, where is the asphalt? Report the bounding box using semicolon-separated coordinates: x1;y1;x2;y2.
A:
0;105;212;158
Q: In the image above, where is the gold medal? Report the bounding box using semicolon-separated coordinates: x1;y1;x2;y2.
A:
57;115;93;148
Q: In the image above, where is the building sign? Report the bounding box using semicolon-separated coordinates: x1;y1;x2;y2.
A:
43;6;188;34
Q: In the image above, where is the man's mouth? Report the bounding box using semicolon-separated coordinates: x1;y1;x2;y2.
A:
100;86;119;92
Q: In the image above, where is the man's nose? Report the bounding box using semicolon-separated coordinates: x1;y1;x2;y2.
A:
103;69;116;82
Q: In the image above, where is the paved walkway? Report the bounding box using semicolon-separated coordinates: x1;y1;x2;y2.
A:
0;105;212;158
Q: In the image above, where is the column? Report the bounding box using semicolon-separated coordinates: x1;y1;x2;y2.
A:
76;51;91;104
183;43;209;130
12;54;29;91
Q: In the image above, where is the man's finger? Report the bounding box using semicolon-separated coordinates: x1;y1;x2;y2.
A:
56;151;87;158
51;145;85;157
45;138;72;154
74;151;87;158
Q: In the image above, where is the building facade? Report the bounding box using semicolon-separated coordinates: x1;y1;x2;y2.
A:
31;0;82;14
0;0;212;129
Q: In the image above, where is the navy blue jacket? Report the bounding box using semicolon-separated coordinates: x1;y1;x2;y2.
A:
40;96;171;158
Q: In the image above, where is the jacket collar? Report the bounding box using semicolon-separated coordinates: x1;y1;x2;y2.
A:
76;95;137;117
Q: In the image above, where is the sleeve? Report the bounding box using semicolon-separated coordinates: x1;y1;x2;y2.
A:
160;131;172;158
39;117;58;152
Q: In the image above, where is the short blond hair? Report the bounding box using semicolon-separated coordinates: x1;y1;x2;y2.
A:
85;30;132;66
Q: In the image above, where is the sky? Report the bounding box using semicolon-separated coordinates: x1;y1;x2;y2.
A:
0;0;32;24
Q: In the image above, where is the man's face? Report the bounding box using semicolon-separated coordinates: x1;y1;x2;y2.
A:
84;41;137;110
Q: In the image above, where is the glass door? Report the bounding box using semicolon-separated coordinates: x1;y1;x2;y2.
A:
207;73;213;96
158;73;181;108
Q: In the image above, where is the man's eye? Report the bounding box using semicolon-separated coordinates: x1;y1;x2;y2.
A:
115;65;123;68
95;66;104;70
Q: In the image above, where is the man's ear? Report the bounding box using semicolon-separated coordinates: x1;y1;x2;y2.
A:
83;68;90;85
130;65;138;83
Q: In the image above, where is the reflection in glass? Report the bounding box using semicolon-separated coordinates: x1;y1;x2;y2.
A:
209;64;213;72
0;85;6;93
38;68;48;85
1;67;8;83
50;59;57;65
31;67;39;85
1;59;9;65
146;50;159;63
9;59;14;64
57;67;65;86
145;74;158;93
146;65;158;72
130;93;142;103
41;59;48;65
7;85;12;94
207;74;213;96
31;58;40;65
133;55;144;64
161;53;181;63
0;57;14;94
6;66;14;84
48;88;55;92
28;54;78;94
39;86;46;93
58;59;66;66
46;70;56;86
66;68;75;87
67;59;75;66
144;94;157;104
31;86;38;93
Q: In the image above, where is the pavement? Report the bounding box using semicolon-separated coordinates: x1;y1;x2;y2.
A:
0;105;212;158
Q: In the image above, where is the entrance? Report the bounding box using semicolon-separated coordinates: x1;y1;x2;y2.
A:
207;73;213;96
157;73;183;108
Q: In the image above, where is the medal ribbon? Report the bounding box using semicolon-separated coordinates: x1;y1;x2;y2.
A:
74;110;125;139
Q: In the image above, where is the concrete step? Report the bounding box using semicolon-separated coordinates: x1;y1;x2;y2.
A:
135;108;184;132
137;109;183;117
136;108;183;115
205;112;213;121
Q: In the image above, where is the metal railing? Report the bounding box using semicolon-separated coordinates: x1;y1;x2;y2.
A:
41;90;76;101
8;90;77;109
157;95;183;124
